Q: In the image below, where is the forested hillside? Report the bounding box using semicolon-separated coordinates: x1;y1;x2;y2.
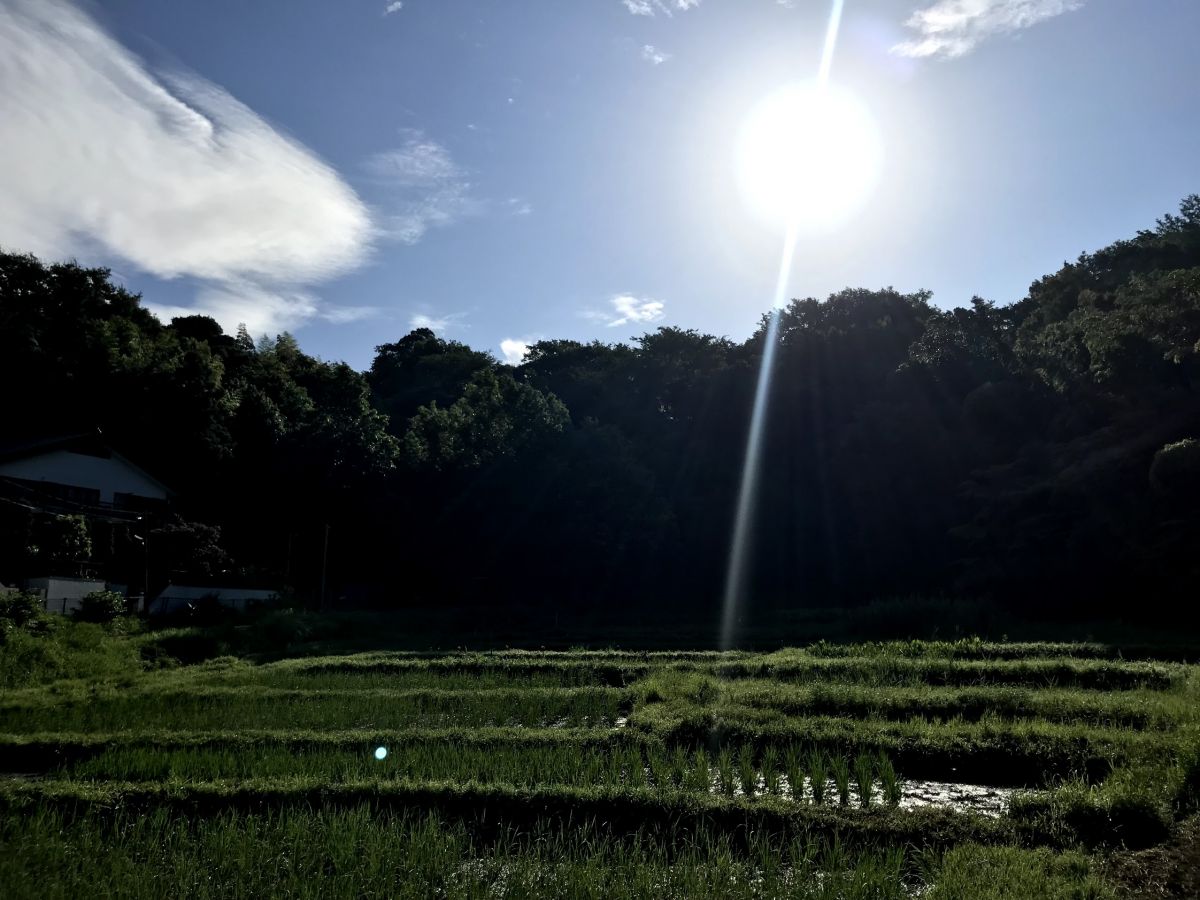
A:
3;197;1199;621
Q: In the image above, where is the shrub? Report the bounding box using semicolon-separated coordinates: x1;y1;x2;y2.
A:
252;609;314;650
75;590;128;624
0;590;46;633
849;596;1002;640
0;621;143;688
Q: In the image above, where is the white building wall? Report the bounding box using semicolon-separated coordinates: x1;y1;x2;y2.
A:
0;450;166;504
25;577;108;614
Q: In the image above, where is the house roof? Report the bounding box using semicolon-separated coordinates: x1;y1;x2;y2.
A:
0;431;111;462
0;431;174;497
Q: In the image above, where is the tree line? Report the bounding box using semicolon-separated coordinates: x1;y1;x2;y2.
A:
2;197;1199;622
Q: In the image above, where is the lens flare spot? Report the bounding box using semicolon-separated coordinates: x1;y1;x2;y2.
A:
374;746;388;761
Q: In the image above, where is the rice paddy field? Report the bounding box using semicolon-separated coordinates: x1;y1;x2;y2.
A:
2;634;1198;898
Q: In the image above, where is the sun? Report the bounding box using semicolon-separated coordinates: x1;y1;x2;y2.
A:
736;82;882;233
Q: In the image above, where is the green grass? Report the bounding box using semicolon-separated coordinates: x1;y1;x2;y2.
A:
712;653;1186;690
723;680;1186;728
1;619;1197;896
0;620;145;689
0;685;627;732
0;805;915;900
927;845;1115;899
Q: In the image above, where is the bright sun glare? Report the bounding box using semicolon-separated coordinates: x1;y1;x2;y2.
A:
736;82;882;232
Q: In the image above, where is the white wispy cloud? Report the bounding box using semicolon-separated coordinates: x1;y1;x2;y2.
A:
499;339;531;365
383;1;404;14
0;0;374;336
893;0;1085;59
145;283;378;337
641;44;671;65
622;0;701;17
365;129;482;245
321;305;382;324
409;311;466;334
586;294;666;328
505;197;533;217
411;313;450;332
365;134;460;186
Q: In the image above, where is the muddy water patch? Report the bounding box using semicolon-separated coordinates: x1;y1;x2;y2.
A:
896;780;1015;817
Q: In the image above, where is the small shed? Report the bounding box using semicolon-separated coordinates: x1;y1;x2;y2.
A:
24;576;108;614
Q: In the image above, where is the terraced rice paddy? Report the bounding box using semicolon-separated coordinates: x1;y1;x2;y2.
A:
1;639;1197;897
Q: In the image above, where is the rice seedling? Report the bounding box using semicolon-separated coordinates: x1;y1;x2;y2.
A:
808;749;829;805
854;752;876;809
647;746;673;791
624;746;646;788
878;753;903;807
832;755;852;807
670;746;690;789
716;748;735;797
784;744;805;803
689;748;711;793
761;745;781;795
737;744;757;798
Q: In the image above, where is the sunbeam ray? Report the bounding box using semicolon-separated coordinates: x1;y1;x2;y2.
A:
719;0;847;650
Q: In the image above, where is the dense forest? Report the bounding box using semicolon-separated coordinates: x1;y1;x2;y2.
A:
2;197;1199;623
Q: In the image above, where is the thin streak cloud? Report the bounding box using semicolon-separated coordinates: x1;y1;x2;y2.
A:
893;0;1085;59
622;0;702;18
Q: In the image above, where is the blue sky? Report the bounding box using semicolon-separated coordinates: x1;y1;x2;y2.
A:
1;0;1197;369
